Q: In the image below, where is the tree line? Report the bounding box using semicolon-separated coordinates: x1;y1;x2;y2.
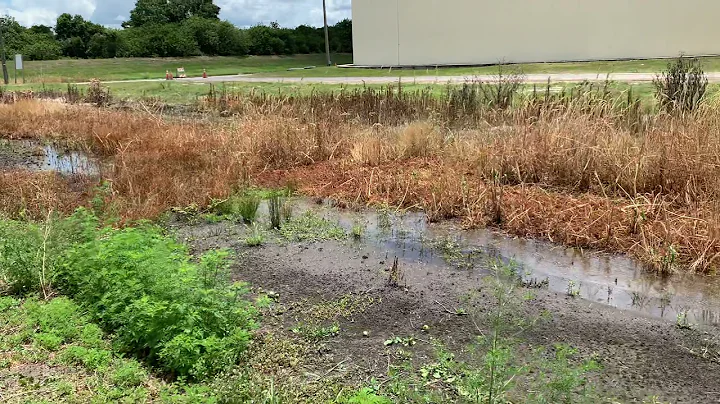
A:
0;0;352;60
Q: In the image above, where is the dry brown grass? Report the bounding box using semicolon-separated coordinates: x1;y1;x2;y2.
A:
0;171;92;220
0;95;719;273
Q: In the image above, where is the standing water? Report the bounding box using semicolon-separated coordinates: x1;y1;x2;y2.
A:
289;198;720;327
0;139;100;175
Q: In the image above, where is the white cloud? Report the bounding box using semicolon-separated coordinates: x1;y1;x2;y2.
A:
218;0;351;27
1;0;95;25
0;0;351;28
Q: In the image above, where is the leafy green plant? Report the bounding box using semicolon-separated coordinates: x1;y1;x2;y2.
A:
245;223;266;247
213;193;261;223
279;211;347;242
653;56;708;113
384;336;416;347
237;195;261;223
525;345;600;404
0;209;98;296
346;388;392;404
351;222;365;240
676;310;692;330
291;323;340;342
566;280;580;297
59;345;114;371
51;218;257;380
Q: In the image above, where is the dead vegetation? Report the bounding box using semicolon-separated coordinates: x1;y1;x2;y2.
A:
1;78;719;274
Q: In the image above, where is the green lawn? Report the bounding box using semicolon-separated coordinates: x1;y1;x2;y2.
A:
12;54;720;84
3;79;672;106
16;54;354;83
257;56;720;78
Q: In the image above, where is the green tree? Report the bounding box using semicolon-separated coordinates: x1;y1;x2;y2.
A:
330;19;353;53
23;32;62;60
119;24;199;57
87;30;123;59
55;14;106;58
28;25;53;36
125;0;220;28
0;16;27;55
215;21;249;56
0;17;60;60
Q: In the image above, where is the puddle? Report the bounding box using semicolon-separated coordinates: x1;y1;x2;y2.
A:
0;139;101;175
283;198;720;327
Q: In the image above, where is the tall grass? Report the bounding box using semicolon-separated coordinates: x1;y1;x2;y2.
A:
0;81;719;272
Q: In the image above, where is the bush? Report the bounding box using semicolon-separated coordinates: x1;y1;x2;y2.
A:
119;24;200;57
0;209;98;296
23;37;62;60
111;359;148;387
653;56;708;113
1;210;257;380
54;221;257;380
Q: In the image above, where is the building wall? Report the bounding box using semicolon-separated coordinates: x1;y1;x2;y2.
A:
352;0;720;66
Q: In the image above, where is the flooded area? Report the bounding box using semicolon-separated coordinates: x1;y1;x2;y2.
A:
281;198;720;328
2;132;719;328
0;139;101;175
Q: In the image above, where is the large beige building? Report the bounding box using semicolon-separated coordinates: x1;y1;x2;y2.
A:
352;0;720;66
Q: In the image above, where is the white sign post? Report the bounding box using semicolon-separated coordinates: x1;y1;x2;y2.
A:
14;54;22;84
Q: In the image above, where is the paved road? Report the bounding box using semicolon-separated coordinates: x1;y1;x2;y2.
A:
93;72;720;85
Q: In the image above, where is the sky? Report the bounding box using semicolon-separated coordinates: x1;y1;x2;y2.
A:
0;0;352;28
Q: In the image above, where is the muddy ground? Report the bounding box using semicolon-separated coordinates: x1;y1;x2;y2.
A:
0;140;41;170
172;214;720;404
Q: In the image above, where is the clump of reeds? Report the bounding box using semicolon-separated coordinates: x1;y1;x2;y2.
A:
268;193;283;230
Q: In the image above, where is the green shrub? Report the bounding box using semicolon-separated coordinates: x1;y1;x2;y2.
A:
653;56;708;113
25;297;84;343
1;210;256;380
0;296;18;312
55;223;257;380
35;332;64;350
347;388;393;404
59;346;114;371
111;359;149;387
212;193;260;223
0;220;44;295
0;209;98;296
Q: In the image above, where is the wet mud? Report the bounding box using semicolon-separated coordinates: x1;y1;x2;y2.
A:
171;199;720;403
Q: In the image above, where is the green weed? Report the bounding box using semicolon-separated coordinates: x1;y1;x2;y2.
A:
566;280;581;297
245;223;266;247
0;210;259;381
351;222;365;240
384;336;417;347
346;388;393;404
268;193;283;230
291;323;340;342
213;193;261;223
279;211;346;242
676;310;692;330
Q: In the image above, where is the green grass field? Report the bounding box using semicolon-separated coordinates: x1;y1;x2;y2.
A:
4;79;673;106
10;54;720;84
14;54;354;83
260;57;720;78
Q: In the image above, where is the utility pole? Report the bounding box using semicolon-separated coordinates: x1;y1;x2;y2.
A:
323;0;332;66
0;21;8;85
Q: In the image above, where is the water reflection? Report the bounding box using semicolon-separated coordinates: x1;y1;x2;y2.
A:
295;199;720;327
1;139;100;175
